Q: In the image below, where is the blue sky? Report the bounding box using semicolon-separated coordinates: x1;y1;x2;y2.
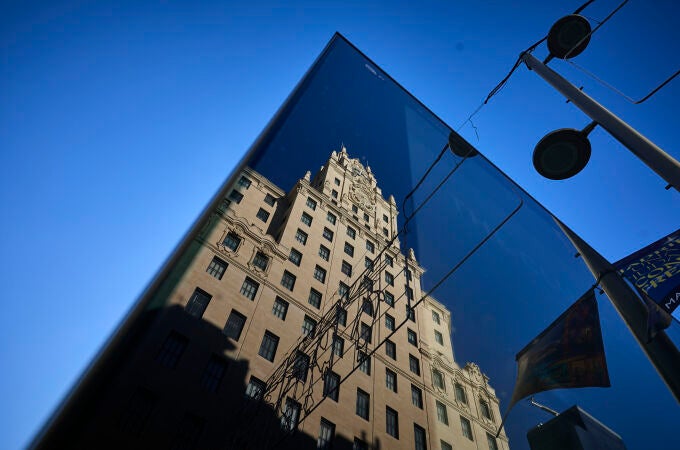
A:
2;1;679;449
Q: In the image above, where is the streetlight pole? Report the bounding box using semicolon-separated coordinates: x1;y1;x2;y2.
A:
522;52;680;192
555;219;680;402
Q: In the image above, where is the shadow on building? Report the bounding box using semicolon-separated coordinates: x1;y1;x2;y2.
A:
34;305;372;449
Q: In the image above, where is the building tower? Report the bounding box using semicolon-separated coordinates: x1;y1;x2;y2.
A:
68;147;510;450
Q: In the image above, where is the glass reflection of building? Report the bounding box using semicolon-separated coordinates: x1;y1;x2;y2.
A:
185;147;510;449
44;148;509;450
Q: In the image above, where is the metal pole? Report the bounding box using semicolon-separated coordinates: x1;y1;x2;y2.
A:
522;52;680;192
555;218;680;402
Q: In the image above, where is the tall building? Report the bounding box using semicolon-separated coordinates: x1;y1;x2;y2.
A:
50;148;509;450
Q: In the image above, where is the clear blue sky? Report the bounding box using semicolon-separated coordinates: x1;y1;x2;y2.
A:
1;1;678;449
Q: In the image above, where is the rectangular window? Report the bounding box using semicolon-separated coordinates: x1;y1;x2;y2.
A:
356;351;370;374
411;385;423;408
223;310;246;340
318;418;335;450
344;242;354;257
156;331;188;368
246;376;267;400
363;212;369;222
206;256;227;280
385;314;395;331
327;212;337;224
347;226;356;239
433;370;445;390
332;334;344;357
366;240;374;253
383;214;389;222
435;330;444;345
256;208;270;222
386;407;399;439
361;299;374;317
281;398;300;432
272;297;289;320
281;270;296;291
293;350;310;382
384;291;394;306
356;389;370;420
360;323;372;344
119;387;157;436
331;189;338;199
455;383;468;404
240;277;259;300
314;265;327;283
441;441;453;450
338;282;350;299
352;205;358;213
432;310;441;324
409;355;420;375
353;437;368;450
341;260;353;277
302;315;317;337
319;245;330;261
385;272;394;286
253;252;269;271
487;433;499;450
386;340;396;360
289;248;302;266
306;197;317;210
436;401;449;425
323;227;334;242
334;177;340;186
323;371;340;401
408;329;418;346
365;257;373;269
406;269;413;281
245;376;266;400
461;417;473;441
386;368;397;392
223;232;241;251
480;399;493;420
295;229;308;245
301;212;313;226
308;288;322;308
414;424;427;450
201;354;227;393
385;255;393;267
186;288;212;318
229;189;244;203
361;276;373;293
258;331;279;362
237;175;251;189
264;193;276;206
337;306;347;326
406;304;416;321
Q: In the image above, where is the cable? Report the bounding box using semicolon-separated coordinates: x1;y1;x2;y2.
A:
562;0;629;60
567;60;680;104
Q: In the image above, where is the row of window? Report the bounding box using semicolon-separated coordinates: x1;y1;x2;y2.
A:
302;197;377;253
155;331;228;394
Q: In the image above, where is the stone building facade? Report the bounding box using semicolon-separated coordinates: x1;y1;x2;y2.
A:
66;147;510;450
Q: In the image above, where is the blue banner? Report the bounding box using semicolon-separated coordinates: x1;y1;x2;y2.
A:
615;229;680;314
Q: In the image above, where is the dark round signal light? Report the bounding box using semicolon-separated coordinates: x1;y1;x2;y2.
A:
448;131;478;158
533;128;592;180
547;14;592;59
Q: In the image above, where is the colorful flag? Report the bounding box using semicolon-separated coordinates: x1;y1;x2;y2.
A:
508;289;610;408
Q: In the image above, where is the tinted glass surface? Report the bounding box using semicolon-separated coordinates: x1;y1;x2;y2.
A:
33;34;678;450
